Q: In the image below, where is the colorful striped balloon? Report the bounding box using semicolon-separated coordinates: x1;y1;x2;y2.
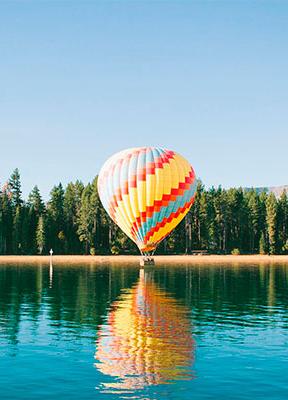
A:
98;147;197;254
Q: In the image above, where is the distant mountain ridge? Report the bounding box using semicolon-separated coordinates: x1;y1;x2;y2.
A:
246;185;288;198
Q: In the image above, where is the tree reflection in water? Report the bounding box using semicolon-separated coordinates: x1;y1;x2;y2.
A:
95;269;195;393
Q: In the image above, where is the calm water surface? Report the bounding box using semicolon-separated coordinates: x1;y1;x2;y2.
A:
0;262;288;399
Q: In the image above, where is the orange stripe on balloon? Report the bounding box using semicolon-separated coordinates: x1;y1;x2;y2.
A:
106;149;175;220
130;169;195;235
99;148;174;191
143;195;196;244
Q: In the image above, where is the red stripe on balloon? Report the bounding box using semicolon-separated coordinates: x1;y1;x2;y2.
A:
130;169;195;235
98;148;143;192
105;149;175;218
142;195;196;244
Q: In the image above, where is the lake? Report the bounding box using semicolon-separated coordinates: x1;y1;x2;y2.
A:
0;262;288;399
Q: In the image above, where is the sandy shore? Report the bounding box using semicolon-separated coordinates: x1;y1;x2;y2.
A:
0;254;287;265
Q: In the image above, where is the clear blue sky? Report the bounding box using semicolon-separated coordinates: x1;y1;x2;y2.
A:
0;1;287;200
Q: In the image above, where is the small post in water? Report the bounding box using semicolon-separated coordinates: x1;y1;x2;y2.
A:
49;248;53;264
49;249;53;287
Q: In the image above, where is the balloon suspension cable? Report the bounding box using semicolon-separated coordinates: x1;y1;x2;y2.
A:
139;249;155;266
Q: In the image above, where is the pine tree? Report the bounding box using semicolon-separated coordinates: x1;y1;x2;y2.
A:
0;187;13;254
64;181;84;254
12;206;23;254
266;193;278;254
206;187;217;251
36;216;45;254
9;168;22;208
26;186;45;254
199;191;210;249
189;181;204;249
277;190;288;253
77;184;94;254
259;232;267;255
89;176;103;253
28;186;44;215
259;191;268;237
213;187;229;253
21;205;33;254
184;212;192;254
247;190;261;253
226;188;249;253
46;183;65;253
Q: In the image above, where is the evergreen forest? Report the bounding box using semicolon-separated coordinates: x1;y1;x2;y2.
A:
0;169;287;255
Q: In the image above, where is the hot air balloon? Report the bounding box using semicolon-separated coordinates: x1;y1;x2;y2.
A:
98;147;196;257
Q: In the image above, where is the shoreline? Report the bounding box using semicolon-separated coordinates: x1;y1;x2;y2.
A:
0;254;287;265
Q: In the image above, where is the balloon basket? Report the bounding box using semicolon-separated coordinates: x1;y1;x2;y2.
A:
140;256;155;267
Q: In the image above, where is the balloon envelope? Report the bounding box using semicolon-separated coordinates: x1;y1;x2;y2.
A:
98;147;196;253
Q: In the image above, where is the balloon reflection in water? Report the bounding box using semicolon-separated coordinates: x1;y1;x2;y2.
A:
95;270;195;392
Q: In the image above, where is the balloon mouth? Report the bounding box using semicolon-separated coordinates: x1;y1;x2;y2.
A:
138;243;157;254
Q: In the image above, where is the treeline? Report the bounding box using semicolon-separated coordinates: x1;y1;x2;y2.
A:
0;169;287;255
